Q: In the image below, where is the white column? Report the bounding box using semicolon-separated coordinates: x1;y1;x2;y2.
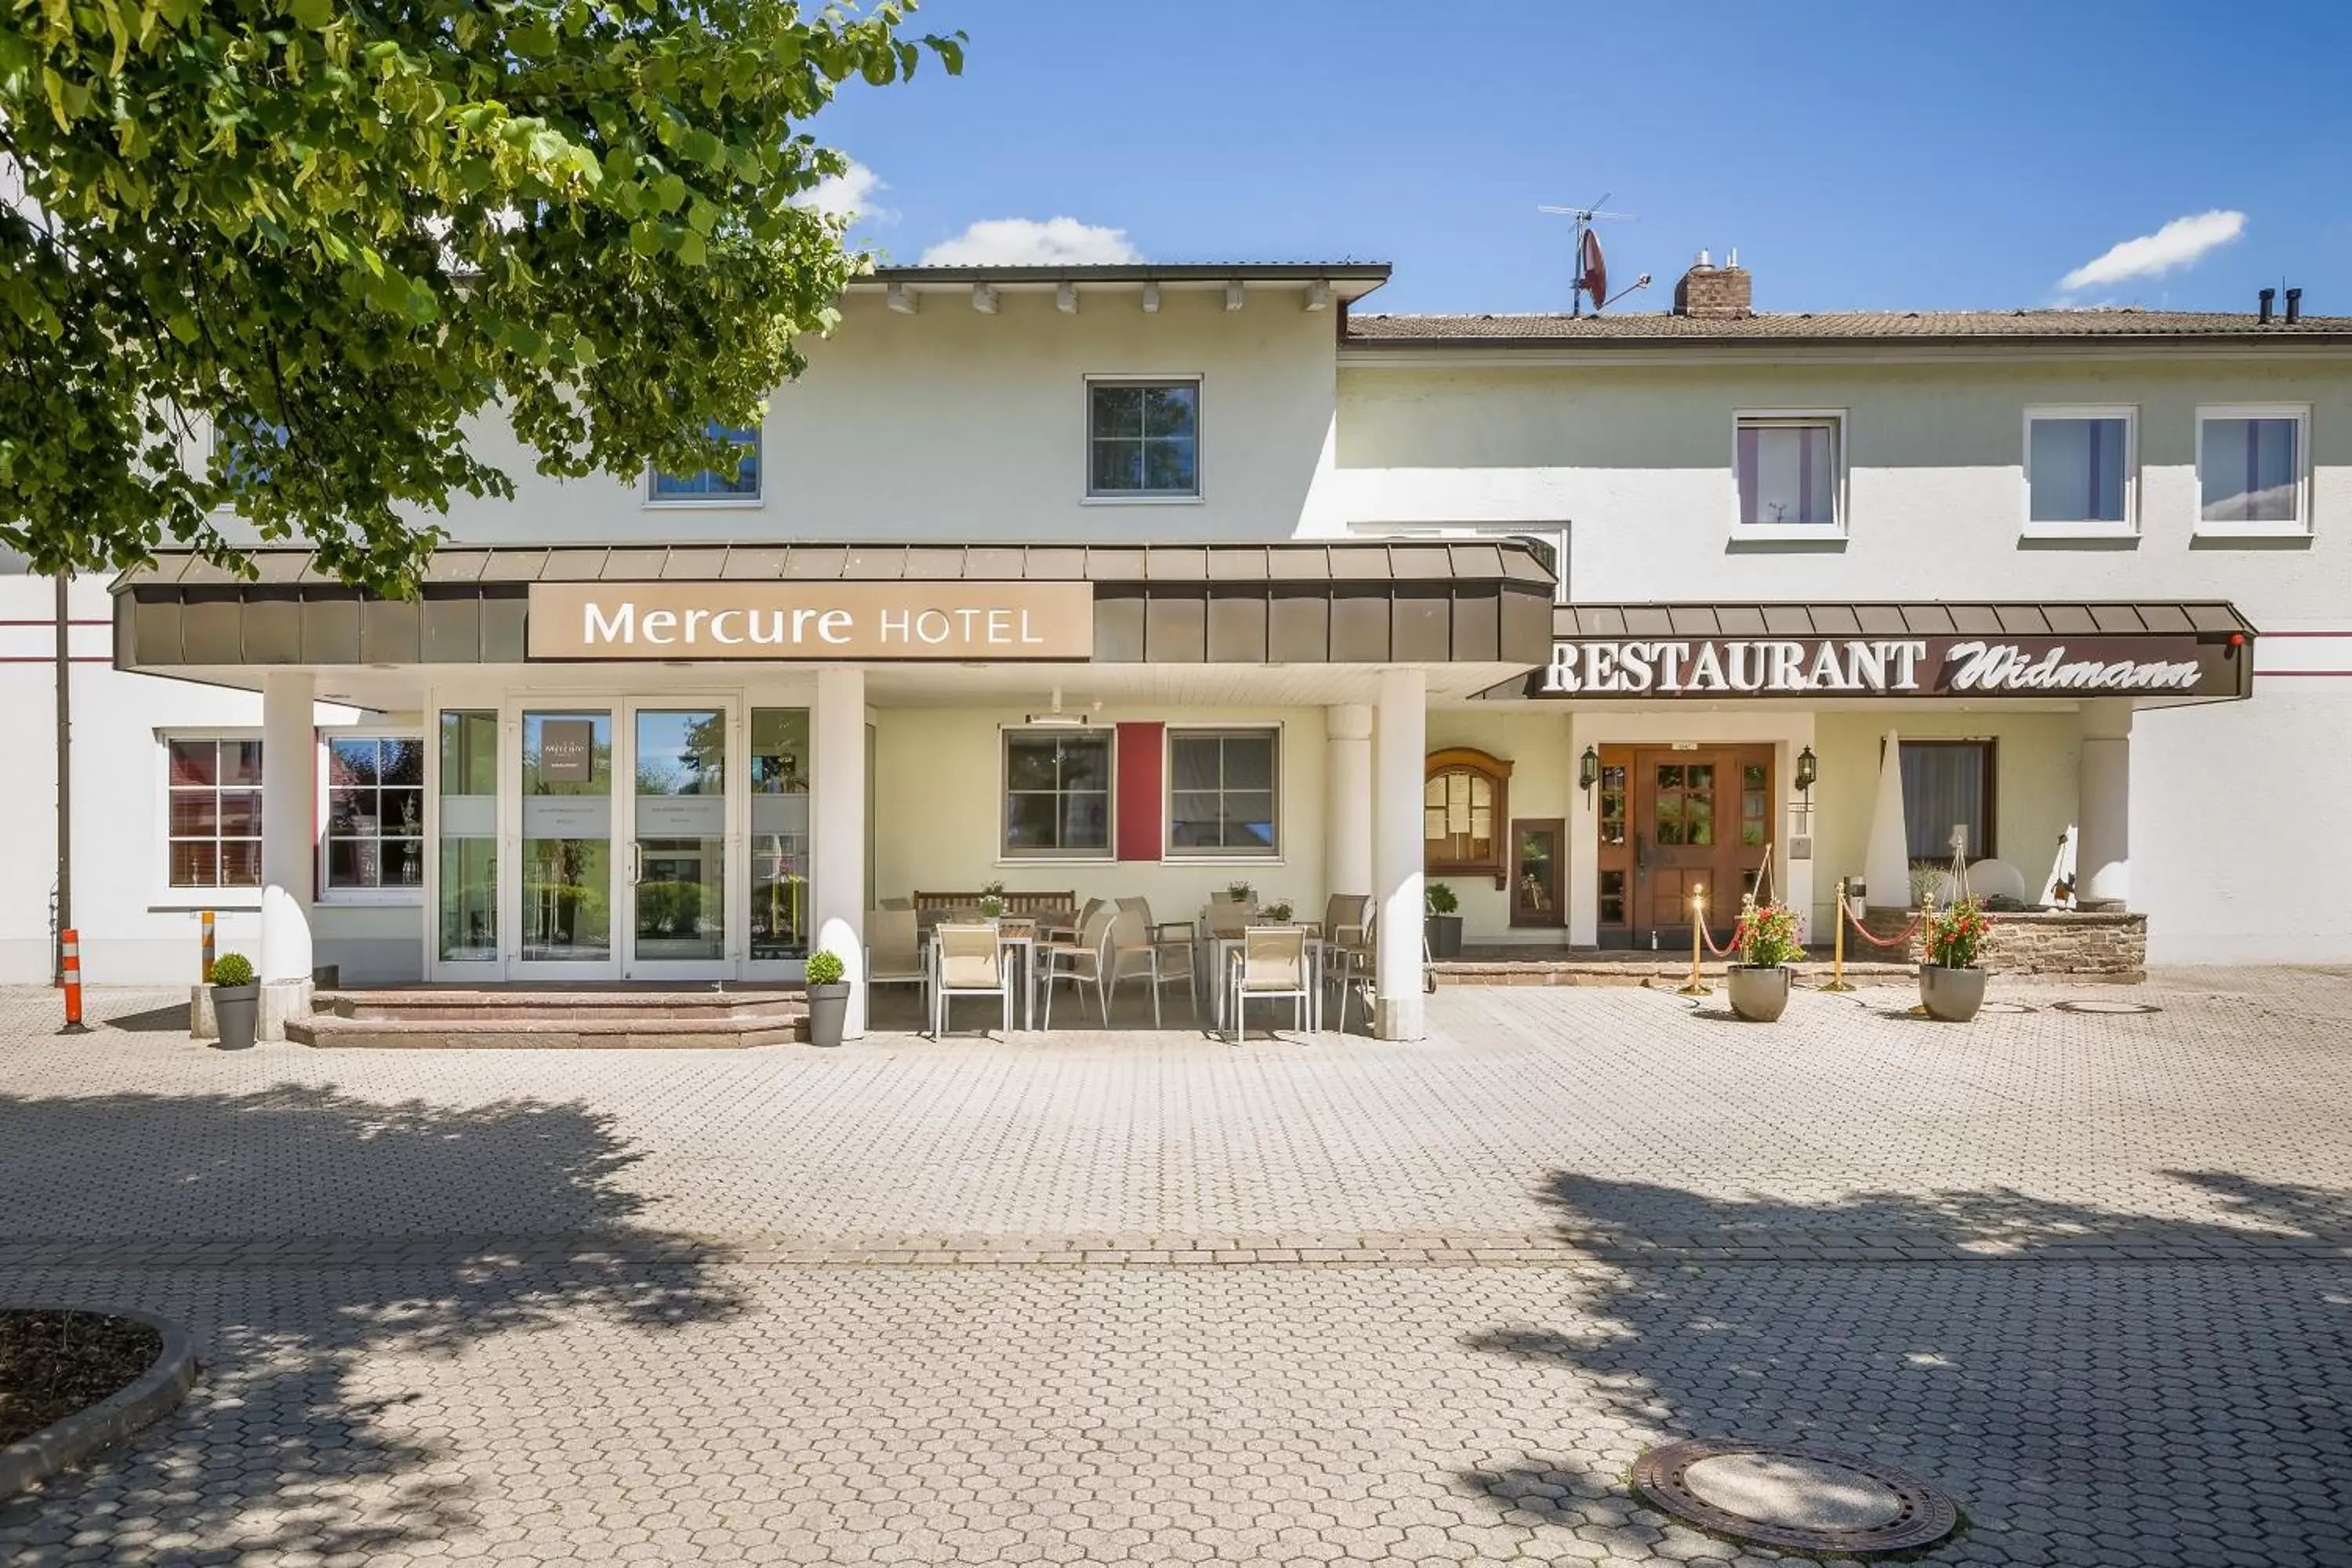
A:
2079;699;2132;910
258;670;315;986
1324;703;1374;899
812;666;868;1036
1373;667;1426;1040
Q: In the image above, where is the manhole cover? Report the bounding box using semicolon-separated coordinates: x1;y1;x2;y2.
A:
2053;998;2162;1015
1634;1439;1959;1554
1976;1000;2037;1014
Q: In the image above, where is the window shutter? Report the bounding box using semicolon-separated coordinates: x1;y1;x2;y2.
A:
1115;722;1163;862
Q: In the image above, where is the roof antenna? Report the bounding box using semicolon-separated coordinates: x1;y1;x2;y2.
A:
1538;194;1648;316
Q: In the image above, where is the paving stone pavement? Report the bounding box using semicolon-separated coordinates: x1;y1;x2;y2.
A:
0;971;2347;1566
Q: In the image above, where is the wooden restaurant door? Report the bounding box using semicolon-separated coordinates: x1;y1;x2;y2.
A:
1599;746;1775;950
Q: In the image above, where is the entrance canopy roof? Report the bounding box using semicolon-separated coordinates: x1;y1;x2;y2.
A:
112;542;1558;703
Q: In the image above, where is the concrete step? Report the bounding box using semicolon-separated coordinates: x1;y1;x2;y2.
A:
287;1010;805;1049
314;988;804;1022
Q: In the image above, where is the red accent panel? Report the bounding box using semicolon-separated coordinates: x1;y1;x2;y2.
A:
1115;723;1163;862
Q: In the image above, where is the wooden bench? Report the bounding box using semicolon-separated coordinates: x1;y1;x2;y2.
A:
910;891;1076;920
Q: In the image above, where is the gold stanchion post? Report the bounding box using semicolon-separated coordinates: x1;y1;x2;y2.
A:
1820;877;1857;992
1676;887;1712;996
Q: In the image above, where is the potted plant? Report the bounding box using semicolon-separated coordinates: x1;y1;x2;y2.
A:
977;880;1007;920
1919;897;1991;1022
1260;899;1294;924
1425;882;1463;959
1726;899;1802;1022
1224;880;1255;906
804;949;851;1047
210;953;260;1050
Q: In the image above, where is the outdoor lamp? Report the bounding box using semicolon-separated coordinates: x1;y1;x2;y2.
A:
1578;746;1600;797
1795;746;1818;793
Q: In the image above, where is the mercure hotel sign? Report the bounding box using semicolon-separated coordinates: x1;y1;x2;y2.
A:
1536;635;2230;699
528;581;1094;661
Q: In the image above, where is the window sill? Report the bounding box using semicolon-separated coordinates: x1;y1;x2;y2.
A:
2191;522;2312;543
1163;856;1286;869
1729;524;1847;546
2020;521;2139;543
317;891;427;909
1080;494;1205;506
995;855;1117;868
151;897;262;914
644;497;766;510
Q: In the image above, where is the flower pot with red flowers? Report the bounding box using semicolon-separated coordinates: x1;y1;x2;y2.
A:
1919;898;1991;1021
1726;899;1802;1022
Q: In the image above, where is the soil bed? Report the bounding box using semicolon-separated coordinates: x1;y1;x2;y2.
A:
0;1311;163;1446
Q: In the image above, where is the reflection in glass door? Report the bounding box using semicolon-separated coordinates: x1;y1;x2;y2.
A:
519;710;615;970
747;708;811;964
628;706;731;975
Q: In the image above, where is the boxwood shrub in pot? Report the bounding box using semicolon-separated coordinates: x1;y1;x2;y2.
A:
209;953;260;1050
804;949;851;1047
1919;898;1991;1022
1425;882;1463;960
1726;900;1802;1022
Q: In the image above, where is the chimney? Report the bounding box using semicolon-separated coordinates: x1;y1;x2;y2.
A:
1673;249;1752;319
2259;288;2276;325
2285;287;2303;325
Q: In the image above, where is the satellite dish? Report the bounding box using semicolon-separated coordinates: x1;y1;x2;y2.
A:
1578;228;1608;314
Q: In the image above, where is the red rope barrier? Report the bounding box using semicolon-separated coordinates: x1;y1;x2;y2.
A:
1842;903;1926;949
1699;918;1736;959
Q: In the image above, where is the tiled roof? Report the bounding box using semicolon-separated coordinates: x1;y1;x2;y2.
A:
1347;308;2352;345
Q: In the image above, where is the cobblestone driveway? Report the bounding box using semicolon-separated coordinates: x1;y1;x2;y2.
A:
2;971;2347;1566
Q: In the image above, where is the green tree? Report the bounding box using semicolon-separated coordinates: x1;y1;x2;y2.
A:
1;0;960;591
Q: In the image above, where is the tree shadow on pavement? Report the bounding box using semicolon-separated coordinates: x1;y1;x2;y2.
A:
0;1084;742;1564
1456;1171;2352;1565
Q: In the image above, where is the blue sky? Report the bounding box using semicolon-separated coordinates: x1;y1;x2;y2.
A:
811;0;2351;316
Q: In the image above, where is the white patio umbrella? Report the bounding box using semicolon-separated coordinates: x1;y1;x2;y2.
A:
1864;730;1911;911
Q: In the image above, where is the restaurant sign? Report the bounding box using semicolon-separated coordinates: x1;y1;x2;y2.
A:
1534;635;2238;699
528;581;1094;661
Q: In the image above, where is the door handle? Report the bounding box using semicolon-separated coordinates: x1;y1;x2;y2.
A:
629;842;643;886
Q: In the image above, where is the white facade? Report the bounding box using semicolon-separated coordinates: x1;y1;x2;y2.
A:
9;261;2350;1004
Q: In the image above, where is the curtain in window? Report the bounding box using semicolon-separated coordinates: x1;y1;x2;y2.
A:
1900;744;1987;861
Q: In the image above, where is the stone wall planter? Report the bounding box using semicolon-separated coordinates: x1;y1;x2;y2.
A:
1726;964;1793;1022
1918;964;1987;1022
0;1308;197;1501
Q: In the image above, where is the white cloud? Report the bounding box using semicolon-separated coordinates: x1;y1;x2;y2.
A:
2059;209;2246;292
796;160;885;223
919;216;1139;267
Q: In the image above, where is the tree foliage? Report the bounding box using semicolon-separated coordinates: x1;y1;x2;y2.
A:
0;0;960;590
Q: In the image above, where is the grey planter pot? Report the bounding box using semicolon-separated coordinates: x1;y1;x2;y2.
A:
1726;964;1792;1022
211;984;260;1050
1425;915;1464;960
1918;964;1987;1022
804;982;852;1047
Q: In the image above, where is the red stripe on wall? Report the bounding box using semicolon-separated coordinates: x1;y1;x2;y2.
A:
1115;722;1163;862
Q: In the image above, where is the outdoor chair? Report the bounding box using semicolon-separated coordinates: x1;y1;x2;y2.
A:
1203;895;1258;938
1040;897;1106;948
929;920;1010;1038
1305;893;1369;948
1229;925;1311;1042
1327;909;1377;1032
865;906;927;1022
1108;902;1196;1026
1037;901;1119;1029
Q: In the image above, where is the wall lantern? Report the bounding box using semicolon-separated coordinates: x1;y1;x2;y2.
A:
1795;746;1819;793
1578;745;1601;797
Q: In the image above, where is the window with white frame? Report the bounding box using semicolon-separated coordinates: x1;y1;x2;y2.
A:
1087;379;1199;497
324;735;425;891
650;419;761;501
1002;728;1112;858
1167;728;1279;857
209;415;288;493
165;735;263;888
2026;408;2134;528
1735;414;1840;528
2198;405;2309;531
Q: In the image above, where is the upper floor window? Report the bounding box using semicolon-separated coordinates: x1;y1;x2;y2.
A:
2197;405;2309;535
166;735;263;889
2025;408;2135;532
210;415;288;492
651;420;761;502
1087;378;1199;499
1735;413;1841;530
1167;728;1279;858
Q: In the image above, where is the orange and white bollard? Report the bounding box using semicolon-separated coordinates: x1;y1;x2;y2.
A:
58;927;89;1034
201;910;216;984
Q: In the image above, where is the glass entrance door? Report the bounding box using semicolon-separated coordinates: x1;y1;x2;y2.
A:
624;703;735;980
514;709;619;979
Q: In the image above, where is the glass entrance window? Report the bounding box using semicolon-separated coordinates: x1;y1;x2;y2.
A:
748;709;810;962
521;710;612;963
1653;763;1715;847
632;709;728;964
437;713;499;960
